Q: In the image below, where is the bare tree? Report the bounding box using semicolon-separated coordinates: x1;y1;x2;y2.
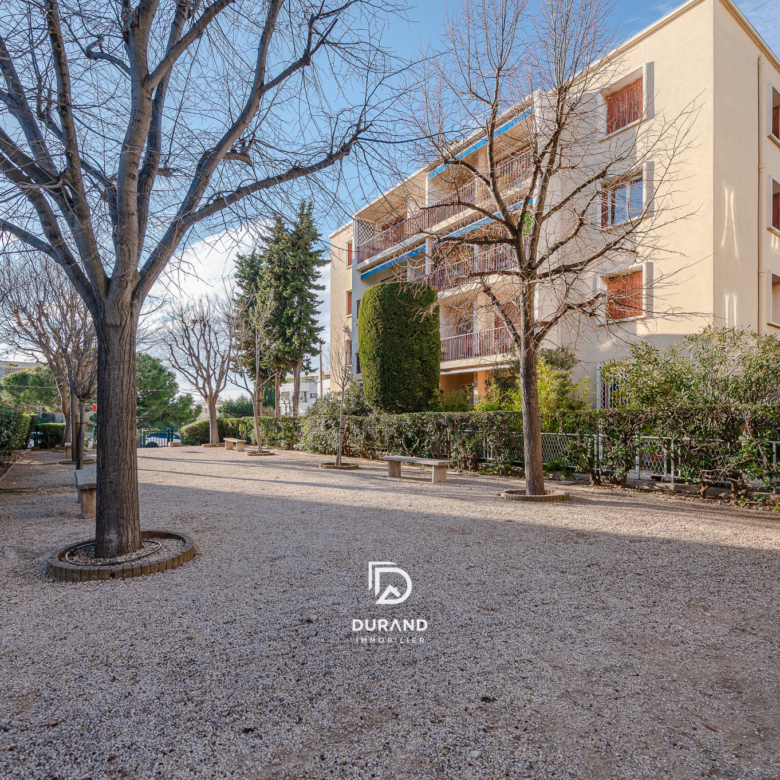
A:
399;0;694;495
232;288;274;454
0;254;96;460
0;0;401;556
329;332;353;467
158;296;237;445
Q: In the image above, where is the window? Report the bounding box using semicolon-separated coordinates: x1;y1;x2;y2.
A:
601;176;643;227
606;78;643;134
772;178;780;231
346;289;352;316
356;299;360;321
300;391;308;403
771;87;780;140
605;269;643;321
310;390;318;400
347;241;353;267
772;274;780;326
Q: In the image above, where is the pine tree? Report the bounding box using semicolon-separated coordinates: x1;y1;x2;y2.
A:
262;203;327;417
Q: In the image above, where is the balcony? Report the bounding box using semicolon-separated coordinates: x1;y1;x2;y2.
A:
440;325;516;363
420;244;516;291
356;149;533;265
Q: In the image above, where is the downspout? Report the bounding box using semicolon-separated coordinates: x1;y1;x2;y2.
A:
758;54;766;334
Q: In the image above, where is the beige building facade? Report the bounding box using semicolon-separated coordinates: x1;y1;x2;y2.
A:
328;0;780;403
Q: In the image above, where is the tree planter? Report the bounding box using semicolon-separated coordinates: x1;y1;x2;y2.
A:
201;443;220;448
500;489;571;503
46;531;195;582
319;463;359;470
247;449;275;456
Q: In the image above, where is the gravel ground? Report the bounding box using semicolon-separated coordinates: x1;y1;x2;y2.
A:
1;446;779;780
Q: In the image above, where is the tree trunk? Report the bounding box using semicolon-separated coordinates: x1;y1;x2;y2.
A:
69;389;77;456
518;293;545;496
292;357;302;418
275;372;281;418
207;395;219;445
74;398;85;470
252;385;262;452
60;386;71;447
336;388;345;467
94;319;141;558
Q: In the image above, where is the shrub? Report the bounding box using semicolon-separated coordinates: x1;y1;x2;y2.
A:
0;411;35;462
35;422;65;449
358;281;440;413
238;417;301;450
179;416;301;449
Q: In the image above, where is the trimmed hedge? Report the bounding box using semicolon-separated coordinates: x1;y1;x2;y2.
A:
0;411;35;462
182;405;780;496
35;423;66;449
358;281;440;413
179;416;301;450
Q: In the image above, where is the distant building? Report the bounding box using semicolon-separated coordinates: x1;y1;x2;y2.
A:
278;375;330;416
0;360;38;382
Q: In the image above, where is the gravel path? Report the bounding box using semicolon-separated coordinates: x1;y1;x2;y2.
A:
1;447;779;780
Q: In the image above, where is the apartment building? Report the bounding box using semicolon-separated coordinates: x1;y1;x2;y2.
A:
329;0;780;404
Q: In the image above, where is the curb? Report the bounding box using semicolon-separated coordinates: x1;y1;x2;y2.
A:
46;531;195;582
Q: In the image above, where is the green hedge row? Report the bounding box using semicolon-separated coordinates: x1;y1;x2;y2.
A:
179;417;301;450
0;411;36;462
179;405;780;495
35;423;66;450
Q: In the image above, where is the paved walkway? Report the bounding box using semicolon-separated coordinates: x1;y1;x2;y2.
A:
1;447;779;779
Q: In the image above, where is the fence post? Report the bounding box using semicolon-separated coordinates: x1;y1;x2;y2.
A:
635;436;641;480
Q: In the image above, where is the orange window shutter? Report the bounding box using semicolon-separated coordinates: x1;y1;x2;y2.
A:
607;270;642;320
346;289;352;315
347;242;353;267
606;78;643;134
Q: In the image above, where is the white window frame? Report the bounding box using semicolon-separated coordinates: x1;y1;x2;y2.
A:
768;83;780;147
769;176;780;237
600;162;652;230
597;261;650;324
598;63;652;140
769;273;780;329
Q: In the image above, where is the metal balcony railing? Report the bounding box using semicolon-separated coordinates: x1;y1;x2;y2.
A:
440;325;516;363
420;244;518;291
356;149;533;265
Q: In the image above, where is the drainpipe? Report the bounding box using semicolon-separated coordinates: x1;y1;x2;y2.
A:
758;54;766;334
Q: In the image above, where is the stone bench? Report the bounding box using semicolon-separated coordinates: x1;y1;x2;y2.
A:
384;455;450;484
75;468;97;519
224;438;247;452
63;442;72;460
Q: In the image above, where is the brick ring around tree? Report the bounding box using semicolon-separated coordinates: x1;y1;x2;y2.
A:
46;531;195;582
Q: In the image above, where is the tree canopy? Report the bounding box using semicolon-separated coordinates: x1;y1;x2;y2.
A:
0;366;61;412
136;354;200;429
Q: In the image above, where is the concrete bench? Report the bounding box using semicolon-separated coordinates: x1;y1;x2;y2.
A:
63;442;72;460
75;468;96;518
384;455;450;484
224;438;247;452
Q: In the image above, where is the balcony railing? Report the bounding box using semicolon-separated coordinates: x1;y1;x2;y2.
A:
356;149;533;265
420;245;516;291
440;325;516;363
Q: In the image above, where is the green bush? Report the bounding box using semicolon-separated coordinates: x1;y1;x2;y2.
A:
358;281;440;413
35;422;65;449
179;416;301;449
0;411;35;462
